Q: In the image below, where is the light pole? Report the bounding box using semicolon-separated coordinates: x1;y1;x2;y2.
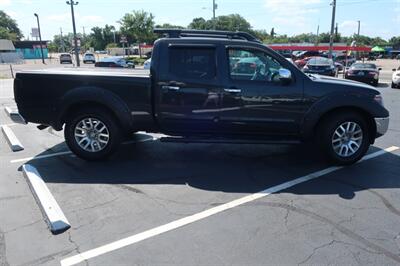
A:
66;0;80;66
328;0;336;59
34;13;45;64
212;0;217;30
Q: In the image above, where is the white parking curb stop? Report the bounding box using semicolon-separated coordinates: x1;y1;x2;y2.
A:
22;164;71;234
1;125;24;151
4;107;16;117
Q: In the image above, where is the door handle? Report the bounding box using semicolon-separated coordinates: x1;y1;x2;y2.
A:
224;88;241;93
162;85;180;91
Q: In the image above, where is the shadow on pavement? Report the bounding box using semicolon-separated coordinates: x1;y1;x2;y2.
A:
24;133;400;199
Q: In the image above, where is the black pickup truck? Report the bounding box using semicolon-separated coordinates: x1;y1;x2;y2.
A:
14;29;389;165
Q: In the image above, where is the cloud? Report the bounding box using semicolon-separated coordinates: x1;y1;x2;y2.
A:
264;0;321;30
0;0;11;6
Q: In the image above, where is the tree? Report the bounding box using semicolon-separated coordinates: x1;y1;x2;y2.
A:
119;10;155;44
188;18;208;30
390;36;400;49
0;10;23;40
155;23;184;29
188;14;252;33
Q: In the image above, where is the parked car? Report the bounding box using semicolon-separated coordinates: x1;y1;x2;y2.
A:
83;53;96;64
392;66;400;88
143;58;151;69
13;29;389;165
294;57;311;69
59;53;72;64
95;50;107;54
94;57;135;68
303;57;337;77
334;55;356;66
334;62;344;72
345;63;381;86
295;50;321;60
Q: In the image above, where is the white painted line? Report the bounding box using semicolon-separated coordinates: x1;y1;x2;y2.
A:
22;164;71;234
10;151;73;163
60;146;399;266
1;125;24;151
10;136;157;163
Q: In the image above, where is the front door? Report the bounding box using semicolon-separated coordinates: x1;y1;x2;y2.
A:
219;47;304;136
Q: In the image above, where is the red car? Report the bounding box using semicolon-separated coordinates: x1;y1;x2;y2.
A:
294;57;312;69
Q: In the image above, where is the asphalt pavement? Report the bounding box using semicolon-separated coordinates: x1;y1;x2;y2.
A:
1;64;400;266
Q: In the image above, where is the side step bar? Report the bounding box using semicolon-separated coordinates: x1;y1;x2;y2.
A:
160;137;301;145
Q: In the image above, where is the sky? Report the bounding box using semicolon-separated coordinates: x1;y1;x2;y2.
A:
1;0;399;41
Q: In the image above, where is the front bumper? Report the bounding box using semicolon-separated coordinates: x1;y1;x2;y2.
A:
375;117;389;137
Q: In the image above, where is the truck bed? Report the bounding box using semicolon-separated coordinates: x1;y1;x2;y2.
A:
14;68;153;131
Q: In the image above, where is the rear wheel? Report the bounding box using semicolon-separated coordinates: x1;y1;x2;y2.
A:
64;108;122;161
317;112;370;165
392;82;398;89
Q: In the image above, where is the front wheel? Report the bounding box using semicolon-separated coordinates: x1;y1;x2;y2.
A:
64;108;122;161
317;112;370;165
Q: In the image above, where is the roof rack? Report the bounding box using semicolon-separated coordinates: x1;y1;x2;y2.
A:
153;28;262;43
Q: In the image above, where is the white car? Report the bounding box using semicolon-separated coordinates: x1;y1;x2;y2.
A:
83;53;96;64
143;58;151;69
392;66;400;88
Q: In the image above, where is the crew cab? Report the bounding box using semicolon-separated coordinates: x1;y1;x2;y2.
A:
13;29;389;165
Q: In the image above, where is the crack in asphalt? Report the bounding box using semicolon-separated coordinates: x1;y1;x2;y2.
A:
67;232;89;266
69;197;119;214
0;227;9;266
4;219;42;234
248;202;400;264
18;249;75;266
325;178;400;217
0;195;27;202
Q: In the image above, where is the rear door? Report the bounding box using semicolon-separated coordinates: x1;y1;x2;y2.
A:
155;43;223;134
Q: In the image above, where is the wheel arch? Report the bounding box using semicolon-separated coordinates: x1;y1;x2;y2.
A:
54;86;133;132
301;100;377;144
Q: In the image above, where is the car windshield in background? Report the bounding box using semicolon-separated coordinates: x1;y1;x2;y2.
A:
352;63;377;69
307;57;332;65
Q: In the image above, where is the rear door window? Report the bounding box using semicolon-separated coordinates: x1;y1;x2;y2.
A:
168;47;216;80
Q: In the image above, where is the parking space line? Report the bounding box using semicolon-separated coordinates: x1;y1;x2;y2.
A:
10;151;73;163
22;164;71;234
60;146;399;266
1;125;24;151
9;137;157;163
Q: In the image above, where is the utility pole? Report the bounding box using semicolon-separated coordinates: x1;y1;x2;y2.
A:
212;0;217;30
34;13;45;64
60;27;65;52
82;26;85;37
328;0;336;59
315;24;320;46
66;0;80;66
357;20;360;36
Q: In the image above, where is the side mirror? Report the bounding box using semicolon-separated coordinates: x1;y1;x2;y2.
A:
393;68;396;71
378;68;382;71
279;68;292;84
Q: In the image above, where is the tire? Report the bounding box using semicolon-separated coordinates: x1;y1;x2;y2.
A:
317;111;370;165
392;82;398;89
373;80;378;87
64;107;122;161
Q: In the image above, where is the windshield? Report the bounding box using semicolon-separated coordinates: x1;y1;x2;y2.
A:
307;57;332;65
352;63;376;69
